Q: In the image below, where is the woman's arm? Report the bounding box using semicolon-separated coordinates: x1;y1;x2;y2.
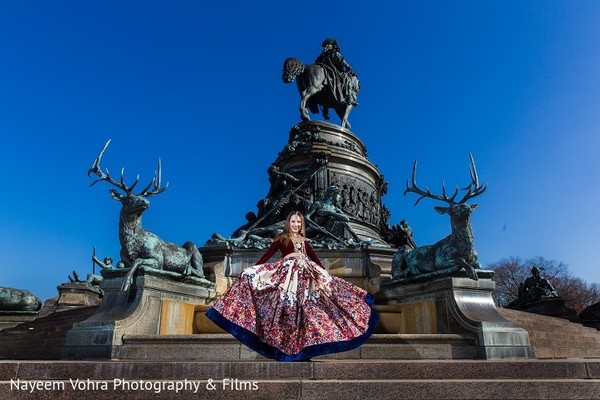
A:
255;238;281;265
304;241;324;268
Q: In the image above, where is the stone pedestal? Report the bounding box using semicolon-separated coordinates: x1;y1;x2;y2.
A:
63;269;216;359
219;121;396;250
0;311;38;331
274;121;390;244
38;283;103;318
580;301;600;330
514;297;580;323
201;244;386;296
377;276;534;359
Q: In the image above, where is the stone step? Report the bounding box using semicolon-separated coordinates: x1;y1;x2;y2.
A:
1;379;599;399
498;308;600;359
2;359;599;380
512;320;596;334
503;316;592;331
527;333;600;345
1;359;599;399
534;347;600;359
529;334;600;349
113;333;478;361
499;308;593;330
0;307;99;360
526;327;600;337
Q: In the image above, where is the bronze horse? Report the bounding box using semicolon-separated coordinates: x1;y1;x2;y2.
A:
282;57;358;130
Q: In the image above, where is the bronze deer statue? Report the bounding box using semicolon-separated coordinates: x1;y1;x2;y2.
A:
392;154;487;281
88;140;205;291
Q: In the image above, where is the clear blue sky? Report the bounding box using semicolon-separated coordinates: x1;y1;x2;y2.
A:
1;1;599;302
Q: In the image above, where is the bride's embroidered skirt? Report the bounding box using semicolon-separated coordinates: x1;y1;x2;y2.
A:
205;254;379;361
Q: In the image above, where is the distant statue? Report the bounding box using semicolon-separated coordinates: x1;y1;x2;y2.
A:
508;266;560;309
392;155;487;282
0;287;41;312
88;140;207;291
521;266;559;299
305;184;362;244
400;220;417;252
68;270;82;283
80;255;120;286
92;255;117;270
386;220;417;252
67;268;103;286
282;38;360;129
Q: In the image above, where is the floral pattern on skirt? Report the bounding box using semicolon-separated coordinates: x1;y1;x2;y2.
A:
206;254;379;361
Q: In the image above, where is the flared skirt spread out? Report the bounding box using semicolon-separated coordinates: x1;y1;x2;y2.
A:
205;255;379;361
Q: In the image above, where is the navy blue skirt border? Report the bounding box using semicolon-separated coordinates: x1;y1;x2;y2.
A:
205;293;380;362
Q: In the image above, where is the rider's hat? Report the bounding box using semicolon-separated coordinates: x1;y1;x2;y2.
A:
321;38;339;48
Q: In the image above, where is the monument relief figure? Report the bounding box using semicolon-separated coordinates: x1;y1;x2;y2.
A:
217;164;324;248
386;220;417;253
304;184;362;245
282;38;360;129
257;164;302;223
88;140;206;291
392;154;486;282
266;164;300;198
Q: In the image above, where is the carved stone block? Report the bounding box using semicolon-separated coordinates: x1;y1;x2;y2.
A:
63;269;215;359
377;276;534;359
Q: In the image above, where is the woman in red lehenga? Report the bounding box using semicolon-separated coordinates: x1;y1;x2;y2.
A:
206;211;379;361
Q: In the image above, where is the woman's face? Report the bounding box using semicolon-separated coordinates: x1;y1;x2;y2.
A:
289;215;302;234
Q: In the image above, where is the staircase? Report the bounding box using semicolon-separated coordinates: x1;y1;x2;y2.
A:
0;306;98;360
1;359;599;399
112;332;477;360
1;307;600;398
499;307;600;358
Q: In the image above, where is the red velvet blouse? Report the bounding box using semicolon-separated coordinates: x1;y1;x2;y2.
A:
256;237;323;267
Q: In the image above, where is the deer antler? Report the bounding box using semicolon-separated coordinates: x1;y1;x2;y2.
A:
88;139;137;194
138;158;169;197
404;159;459;206
457;153;487;203
404;154;486;205
88;140;168;196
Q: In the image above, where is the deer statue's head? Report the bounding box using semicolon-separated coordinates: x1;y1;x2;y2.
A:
405;153;486;230
434;203;479;222
88;140;169;217
110;191;150;216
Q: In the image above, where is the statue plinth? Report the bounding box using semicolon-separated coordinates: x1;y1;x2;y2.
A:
377;277;534;359
63;269;216;359
38;283;103;318
513;297;580;323
580;301;600;330
217;121;396;250
276;121;389;244
0;311;39;331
